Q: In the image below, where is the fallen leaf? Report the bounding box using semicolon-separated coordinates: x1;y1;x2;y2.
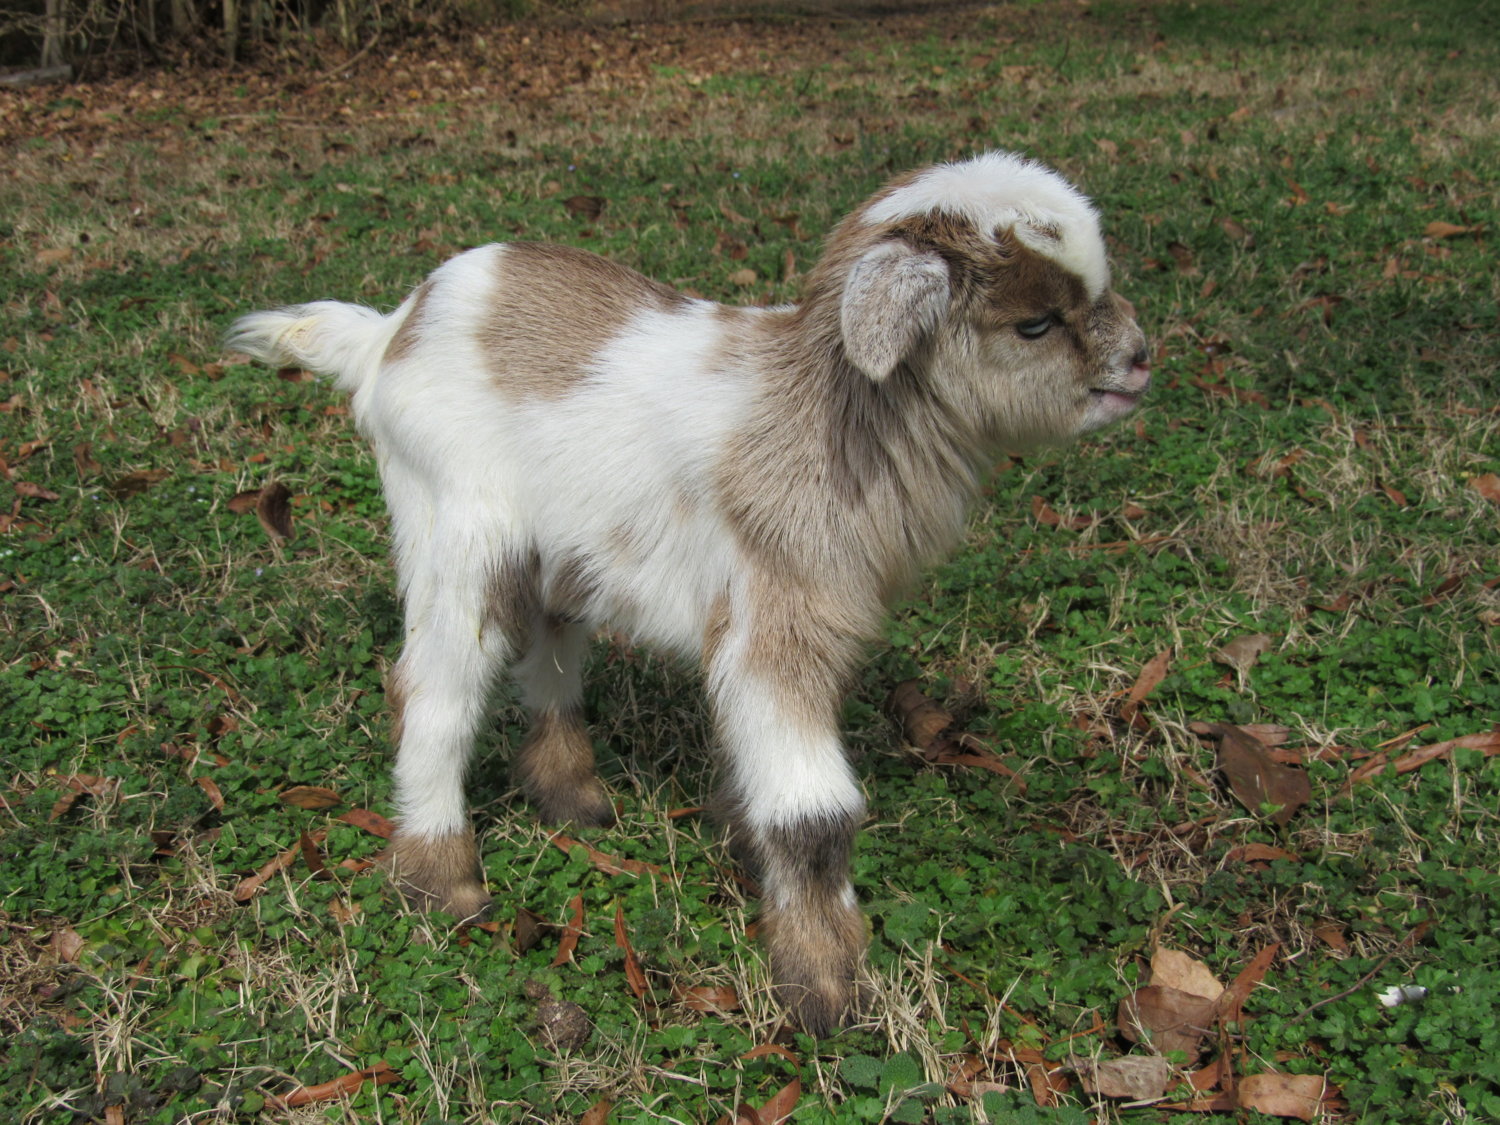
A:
563;194;606;221
257;480;294;541
1226;842;1300;864
1151;947;1224;1001
614;903;649;1001
49;773;120;820
550;832;663;878
1424;220;1474;239
1074;1055;1172;1100
1469;473;1500;504
1196;722;1311;825
1031;494;1095;529
720;1077;801;1125
1118;985;1218;1059
580;1098;612;1125
677;984;740;1012
273;1061;398;1108
13;481;60;501
728;267;758;286
514;906;549;953
279;785;340;810
1167;241;1198;275
1217;942;1280;1020
551;893;585;967
234;829;328;901
1236;1072;1326;1120
73;442;102;477
1120;648;1172;726
227;489;261;513
1213;633;1273;675
338;807;395;837
108;467;169;497
195;776;225;811
887;681;1027;790
50;927;86;963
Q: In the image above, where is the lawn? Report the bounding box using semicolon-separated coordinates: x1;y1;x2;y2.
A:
1;0;1497;1121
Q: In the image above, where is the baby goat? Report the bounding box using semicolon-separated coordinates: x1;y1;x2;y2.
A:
228;151;1149;1035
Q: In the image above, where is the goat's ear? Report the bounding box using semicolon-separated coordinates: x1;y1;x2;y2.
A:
840;240;952;382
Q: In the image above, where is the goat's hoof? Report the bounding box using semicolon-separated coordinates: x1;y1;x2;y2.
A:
764;904;867;1037
383;829;492;922
534;784;616;829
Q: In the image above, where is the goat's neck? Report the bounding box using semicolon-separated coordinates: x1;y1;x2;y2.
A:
725;306;989;604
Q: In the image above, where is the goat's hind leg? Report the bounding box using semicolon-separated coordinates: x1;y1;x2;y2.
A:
384;539;517;921
511;617;614;827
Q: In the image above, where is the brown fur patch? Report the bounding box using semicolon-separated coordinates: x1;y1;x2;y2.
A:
383;281;433;365
513;707;614;827
544;554;601;621
385;829;491;920
479;243;690;400
754;816;866;1036
485;548;542;646
385;661;410;747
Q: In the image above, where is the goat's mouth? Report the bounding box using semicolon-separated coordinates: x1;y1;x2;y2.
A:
1088;386;1145;408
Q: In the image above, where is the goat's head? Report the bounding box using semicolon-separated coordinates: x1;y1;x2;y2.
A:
834;151;1149;448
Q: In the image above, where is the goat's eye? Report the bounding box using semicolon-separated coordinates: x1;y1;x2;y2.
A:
1016;315;1054;339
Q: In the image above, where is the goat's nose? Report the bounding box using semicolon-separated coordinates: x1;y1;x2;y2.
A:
1130;345;1150;371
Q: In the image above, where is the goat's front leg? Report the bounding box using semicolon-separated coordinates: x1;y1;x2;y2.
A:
711;659;868;1036
384;560;512;921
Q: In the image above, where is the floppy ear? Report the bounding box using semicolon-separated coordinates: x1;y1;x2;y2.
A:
839;240;952;382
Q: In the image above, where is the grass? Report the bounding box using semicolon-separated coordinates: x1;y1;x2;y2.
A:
1;0;1498;1121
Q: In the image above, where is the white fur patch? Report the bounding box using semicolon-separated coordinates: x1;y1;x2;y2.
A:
864;151;1109;298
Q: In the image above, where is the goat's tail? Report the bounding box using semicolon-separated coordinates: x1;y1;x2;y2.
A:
225;301;393;395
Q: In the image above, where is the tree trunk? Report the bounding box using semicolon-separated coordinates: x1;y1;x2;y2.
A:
223;0;239;60
41;0;66;68
169;0;196;37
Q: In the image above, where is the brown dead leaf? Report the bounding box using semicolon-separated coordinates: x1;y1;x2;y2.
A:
1151;947;1224;1001
1167;241;1198;276
614;902;649;1001
13;481;60;501
50;927;86;963
888;681;1027;790
108;467;169;497
234;829;328;902
273;1061;399;1108
562;195;606;221
1424;220;1475;239
728;267;758;287
580;1099;612;1125
1217;942;1280;1020
550;832;663;878
338;807;395;838
49;773;120;820
720;1078;801;1125
227;489;261;513
1074;1055;1173;1100
1236;1072;1326;1120
195;776;225;811
1118;985;1218;1060
1213;633;1274;675
299;829;329;880
1031;494;1095;529
677;983;740;1012
1120;648;1172;727
257;480;294;541
279;785;341;810
72;442;102;477
551;893;585;967
1226;842;1300;864
1469;473;1500;504
1196;722;1311;825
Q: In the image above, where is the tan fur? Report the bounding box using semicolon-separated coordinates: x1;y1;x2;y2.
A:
479;243;689;400
484;550;542;649
383;281;433;365
385;829;490;920
513;707;615;826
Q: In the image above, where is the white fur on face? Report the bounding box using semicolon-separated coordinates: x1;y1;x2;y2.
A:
863;151;1109;300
